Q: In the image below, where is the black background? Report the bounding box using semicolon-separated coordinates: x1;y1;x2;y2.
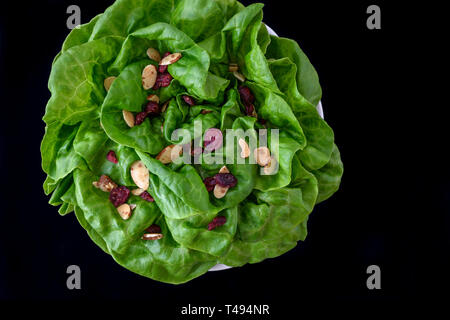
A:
0;0;448;312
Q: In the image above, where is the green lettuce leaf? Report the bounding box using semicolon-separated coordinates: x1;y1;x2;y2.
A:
41;0;342;284
268;57;334;170
266;36;322;106
165;206;238;257
44;36;123;126
312;144;344;203
237;10;279;93
109;22;229;101
101;60;166;154
171;0;242;42
245;82;306;147
89;0;178;40
62;14;103;52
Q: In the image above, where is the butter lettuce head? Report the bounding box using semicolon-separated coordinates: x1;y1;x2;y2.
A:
41;0;343;284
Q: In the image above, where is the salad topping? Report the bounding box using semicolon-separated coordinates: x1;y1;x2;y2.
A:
109;186;130;207
146;47;161;62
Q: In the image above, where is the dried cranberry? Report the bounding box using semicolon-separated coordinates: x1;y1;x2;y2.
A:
203;128;223;152
204;135;215;148
145;224;161;233
238;86;255;106
245;103;254;116
158;65;168;74
109;186;130;207
182;95;195;106
214;173;237;188
153;73;173;89
191;146;203;156
161;73;173;87
135;111;148;125
203;177;216;192
140;191;154;202
106;150;118;164
152;80;161;90
259;118;267;125
145;101;160;115
208;216;227;231
239;86;257;116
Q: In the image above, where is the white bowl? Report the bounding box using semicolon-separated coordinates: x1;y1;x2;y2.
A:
208;24;323;272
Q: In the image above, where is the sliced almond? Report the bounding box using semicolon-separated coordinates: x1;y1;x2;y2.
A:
159;52;182;66
130;161;149;190
122;110;135;128
142;233;164;240
213;184;229;199
147;94;160;103
238;139;250;158
146;48;161;62
171;145;183;162
233;71;246;82
104;76;116;91
155;146;171;164
254;147;271;167
229;63;239;72
201;109;212;114
129;204;137;210
161;100;169;113
142;64;157;90
131;188;145;196
263;156;278;175
160;124;164;133
219;166;230;174
156;145;182;164
117;204;132;220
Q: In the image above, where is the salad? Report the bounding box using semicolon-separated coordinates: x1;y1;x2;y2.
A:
41;0;343;284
